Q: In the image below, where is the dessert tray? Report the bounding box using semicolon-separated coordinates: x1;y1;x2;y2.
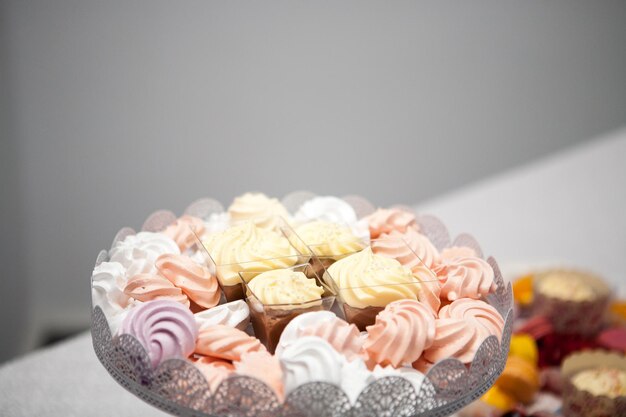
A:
91;192;513;417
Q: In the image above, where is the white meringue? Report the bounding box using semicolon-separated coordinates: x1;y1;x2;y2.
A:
371;365;425;393
294;196;358;225
194;300;250;331
204;212;230;235
109;232;180;275
341;358;376;403
275;311;337;356
278;336;345;394
91;261;136;333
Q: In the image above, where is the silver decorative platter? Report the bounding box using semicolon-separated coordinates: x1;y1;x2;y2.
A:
91;192;513;417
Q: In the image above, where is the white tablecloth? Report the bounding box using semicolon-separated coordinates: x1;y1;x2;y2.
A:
2;128;625;416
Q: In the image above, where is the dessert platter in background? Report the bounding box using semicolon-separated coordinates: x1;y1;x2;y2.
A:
91;191;513;417
455;266;626;417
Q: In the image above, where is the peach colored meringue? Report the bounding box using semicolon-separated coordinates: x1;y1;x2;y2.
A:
155;254;221;309
424;298;504;364
435;257;495;301
440;246;477;260
193;356;235;392
163;215;205;252
364;299;436;368
123;273;190;307
234;351;285;400
365;208;419;239
195;324;266;361
300;315;364;360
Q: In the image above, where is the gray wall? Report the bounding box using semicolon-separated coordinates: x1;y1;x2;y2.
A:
2;0;626;361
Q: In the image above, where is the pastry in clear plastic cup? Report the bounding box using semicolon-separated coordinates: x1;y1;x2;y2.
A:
561;350;626;417
533;269;610;336
287;219;368;278
240;265;335;353
197;222;303;301
324;245;439;331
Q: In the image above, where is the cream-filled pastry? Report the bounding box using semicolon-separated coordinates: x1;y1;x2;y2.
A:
326;247;422;309
227;192;290;230
294;220;366;259
202;222;298;286
246;269;323;305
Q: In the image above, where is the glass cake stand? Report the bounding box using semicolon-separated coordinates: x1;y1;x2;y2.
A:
91;193;514;417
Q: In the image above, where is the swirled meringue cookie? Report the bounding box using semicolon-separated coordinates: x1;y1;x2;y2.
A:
228;192;290;230
364;208;418;239
193;356;234;392
163;215;205;252
424;298;504;364
364;300;436;367
234;351;285;400
92;261;135;332
435;257;495;301
109;232;180;276
374;229;440;270
246;269;323;305
293;221;366;259
440;246;477;260
371;365;425;393
294;196;358;225
278;336;345;394
155;254;221;309
195;300;250;331
202;222;298;286
195;324;266;361
326;247;422;309
120;299;198;368
275;311;363;359
123;273;190;307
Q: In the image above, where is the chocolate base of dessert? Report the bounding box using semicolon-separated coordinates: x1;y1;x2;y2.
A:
220;283;245;302
342;304;384;331
249;304;324;354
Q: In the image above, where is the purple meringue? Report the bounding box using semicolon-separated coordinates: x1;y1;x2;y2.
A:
120;299;198;368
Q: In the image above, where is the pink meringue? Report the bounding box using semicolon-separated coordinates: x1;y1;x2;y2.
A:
195;324;266;361
123;273;190;307
120;299;198;368
364;300;436;368
193;356;234;392
155;254;221;309
435;257;495;301
440;246;477;260
365;208;419;239
424;298;504;364
234;351;284;400
163;215;205;252
300;315;364;360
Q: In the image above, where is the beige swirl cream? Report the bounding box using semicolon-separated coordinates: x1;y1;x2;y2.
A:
246;269;324;306
294;220;366;259
202;222;298;300
227;192;290;230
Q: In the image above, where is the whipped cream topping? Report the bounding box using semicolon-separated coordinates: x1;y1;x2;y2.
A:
326;247;422;308
571;367;626;399
247;269;323;306
278;336;345;394
294;220;366;259
109;232;180;276
195;300;250;331
120;299;198;368
202;222;298;286
227;192;290;230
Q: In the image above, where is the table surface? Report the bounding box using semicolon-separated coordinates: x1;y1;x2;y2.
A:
2;128;625;417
